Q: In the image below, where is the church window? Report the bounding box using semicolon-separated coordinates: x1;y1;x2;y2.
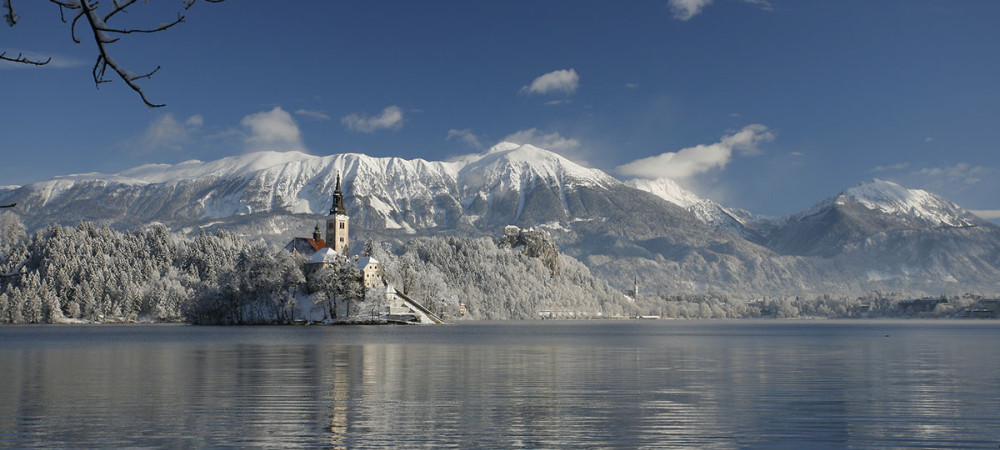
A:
340;223;345;229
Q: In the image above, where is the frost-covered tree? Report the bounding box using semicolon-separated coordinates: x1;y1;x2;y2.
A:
0;211;26;277
307;256;363;321
372;235;632;320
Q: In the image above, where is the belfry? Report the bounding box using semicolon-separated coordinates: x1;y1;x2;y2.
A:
326;173;350;255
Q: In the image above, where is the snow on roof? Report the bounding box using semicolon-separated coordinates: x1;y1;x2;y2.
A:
356;256;380;270
307;247;344;265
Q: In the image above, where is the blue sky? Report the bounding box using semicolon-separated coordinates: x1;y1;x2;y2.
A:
2;0;999;218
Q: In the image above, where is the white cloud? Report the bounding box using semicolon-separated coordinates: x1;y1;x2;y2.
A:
742;0;774;11
502;128;581;152
669;0;713;21
668;0;772;21
789;151;804;157
446;129;483;149
125;113;203;153
970;210;1000;220
871;162;910;173
971;210;1000;221
295;109;331;121
521;69;579;95
617;124;774;180
341;105;404;133
912;163;993;185
624;83;640;89
240;106;304;151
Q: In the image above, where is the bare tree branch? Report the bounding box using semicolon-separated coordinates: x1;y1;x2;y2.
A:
4;0;226;107
78;0;166;107
0;51;50;65
3;0;18;26
104;0;137;23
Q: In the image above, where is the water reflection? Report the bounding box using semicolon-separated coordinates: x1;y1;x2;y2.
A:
0;322;998;447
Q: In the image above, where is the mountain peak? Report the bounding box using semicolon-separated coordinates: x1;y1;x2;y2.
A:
460;142;616;188
836;179;980;227
626;177;704;208
487;141;523;154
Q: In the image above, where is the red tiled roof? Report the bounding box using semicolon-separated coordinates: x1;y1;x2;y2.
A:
306;238;326;251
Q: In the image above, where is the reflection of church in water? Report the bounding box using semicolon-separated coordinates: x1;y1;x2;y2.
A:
285;174;442;324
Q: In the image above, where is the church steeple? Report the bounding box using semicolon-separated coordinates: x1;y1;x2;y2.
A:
330;173;347;216
326;173;350;255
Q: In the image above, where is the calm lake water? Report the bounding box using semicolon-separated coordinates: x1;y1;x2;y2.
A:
1;320;998;448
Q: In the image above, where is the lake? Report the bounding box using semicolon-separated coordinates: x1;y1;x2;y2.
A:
1;320;998;448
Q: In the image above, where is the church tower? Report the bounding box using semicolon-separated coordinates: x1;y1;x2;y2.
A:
326;173;350;255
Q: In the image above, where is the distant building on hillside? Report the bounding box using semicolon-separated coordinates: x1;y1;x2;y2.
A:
898;297;947;313
623;274;639;302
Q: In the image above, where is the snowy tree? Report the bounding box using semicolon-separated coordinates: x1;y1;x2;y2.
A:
307;257;362;321
362;239;376;257
0;211;26;277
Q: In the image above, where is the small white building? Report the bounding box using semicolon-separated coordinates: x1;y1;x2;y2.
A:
356;256;383;289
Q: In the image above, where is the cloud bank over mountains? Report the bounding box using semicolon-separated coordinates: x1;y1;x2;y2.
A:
241;107;305;152
617;124;774;180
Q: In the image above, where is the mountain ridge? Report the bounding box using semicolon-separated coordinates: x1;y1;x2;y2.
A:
2;145;998;297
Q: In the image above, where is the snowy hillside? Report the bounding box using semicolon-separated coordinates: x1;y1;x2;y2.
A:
838;179;982;227
0;142;649;233
763;179;991;257
627;177;763;237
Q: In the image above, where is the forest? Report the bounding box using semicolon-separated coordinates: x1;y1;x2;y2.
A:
0;212;991;324
0;212;637;324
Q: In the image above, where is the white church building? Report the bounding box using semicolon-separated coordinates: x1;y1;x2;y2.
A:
293;173;441;324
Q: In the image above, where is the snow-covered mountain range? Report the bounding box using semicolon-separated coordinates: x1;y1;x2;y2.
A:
2;143;998;296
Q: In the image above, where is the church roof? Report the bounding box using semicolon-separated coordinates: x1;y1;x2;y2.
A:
285;237;326;256
304;238;325;251
308;247;344;265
